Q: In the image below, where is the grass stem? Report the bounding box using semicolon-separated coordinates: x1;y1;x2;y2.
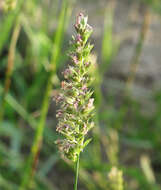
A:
0;18;21;123
19;1;70;189
126;6;151;92
74;154;80;190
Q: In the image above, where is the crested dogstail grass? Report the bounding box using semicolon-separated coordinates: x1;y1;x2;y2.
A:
55;13;95;162
1;1;161;190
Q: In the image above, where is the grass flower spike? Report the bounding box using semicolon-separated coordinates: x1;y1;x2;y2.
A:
55;13;95;162
108;167;124;190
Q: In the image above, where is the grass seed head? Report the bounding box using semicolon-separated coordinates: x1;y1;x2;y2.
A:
55;13;95;162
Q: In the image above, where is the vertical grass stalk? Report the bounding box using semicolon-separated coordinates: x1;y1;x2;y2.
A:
126;6;151;92
74;154;80;190
101;0;117;72
120;5;151;126
19;1;70;189
0;0;24;54
0;18;21;123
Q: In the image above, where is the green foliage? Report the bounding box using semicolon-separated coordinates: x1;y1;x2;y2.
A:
0;0;161;190
142;0;161;14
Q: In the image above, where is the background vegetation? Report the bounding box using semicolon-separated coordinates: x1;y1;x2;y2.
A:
0;0;161;189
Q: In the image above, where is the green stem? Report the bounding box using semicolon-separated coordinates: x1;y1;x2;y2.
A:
19;1;70;189
19;72;54;190
0;18;21;123
74;154;80;190
0;0;24;54
125;6;150;93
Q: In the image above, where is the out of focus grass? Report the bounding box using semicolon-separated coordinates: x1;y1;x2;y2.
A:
0;0;161;189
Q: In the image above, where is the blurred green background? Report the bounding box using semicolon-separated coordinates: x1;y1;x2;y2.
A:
0;0;161;189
